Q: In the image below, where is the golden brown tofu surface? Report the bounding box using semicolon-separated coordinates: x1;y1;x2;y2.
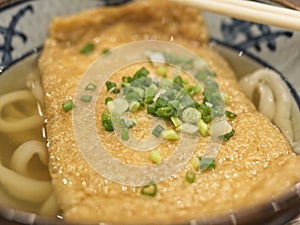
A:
39;1;300;224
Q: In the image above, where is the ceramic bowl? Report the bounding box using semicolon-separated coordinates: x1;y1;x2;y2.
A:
0;1;300;225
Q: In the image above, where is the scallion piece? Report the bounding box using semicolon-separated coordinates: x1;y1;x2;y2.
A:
62;100;75;112
105;97;113;105
129;100;140;112
80;95;92;102
191;157;200;169
149;150;162;164
120;118;136;129
182;107;201;125
222;92;230;104
85;83;97;91
145;95;154;104
111;87;120;94
171;116;181;128
222;129;235;141
141;182;157;197
155;107;175;120
184;85;201;96
197;119;210;137
80;43;94;54
156;66;167;76
101;113;114;132
162;129;179;140
226;110;237;120
173;75;186;87
121;128;129;141
105;81;117;92
133;67;149;79
102;48;110;55
185;171;196;183
156;97;168;108
152;124;165;137
199;157;216;171
125;91;141;103
147;104;157;115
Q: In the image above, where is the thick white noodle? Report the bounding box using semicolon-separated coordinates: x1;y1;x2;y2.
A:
39;193;60;216
256;81;275;121
11;140;48;178
239;68;295;147
0;90;43;132
3;104;26;119
0;161;52;204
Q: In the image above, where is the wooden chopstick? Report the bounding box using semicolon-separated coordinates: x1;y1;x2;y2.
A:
213;0;300;18
169;0;300;31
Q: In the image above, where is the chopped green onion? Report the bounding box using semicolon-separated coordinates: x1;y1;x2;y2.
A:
106;101;114;113
222;129;235;141
62;100;75;112
191;157;200;169
162;89;176;101
173;75;187;87
156;97;168;108
199;103;212;123
111;87;120;94
168;100;183;112
102;48;110;55
129;100;140;112
184;85;201;96
122;76;133;84
152;124;165;137
226;110;237;120
171;116;182;128
113;98;129;114
80;95;92;102
197;119;210;137
134;87;145;98
199;157;216;171
133;67;149;79
125;91;141;103
141;182;157;197
185;171;196;183
121;128;129;141
156;66;167;76
162;129;179;140
155;107;176;120
203;115;212;124
120;118;136;129
147;104;157;115
144;87;156;103
182;107;201;125
101;113;114;132
105;97;113;105
85;83;97;91
179;95;194;108
222;92;230;104
80;43;94;54
195;69;215;82
149;150;162;164
105;81;117;92
145;96;154;104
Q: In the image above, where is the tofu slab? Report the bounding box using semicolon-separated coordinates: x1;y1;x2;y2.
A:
39;1;300;224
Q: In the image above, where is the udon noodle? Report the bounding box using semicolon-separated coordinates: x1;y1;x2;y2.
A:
240;68;300;153
0;74;59;216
